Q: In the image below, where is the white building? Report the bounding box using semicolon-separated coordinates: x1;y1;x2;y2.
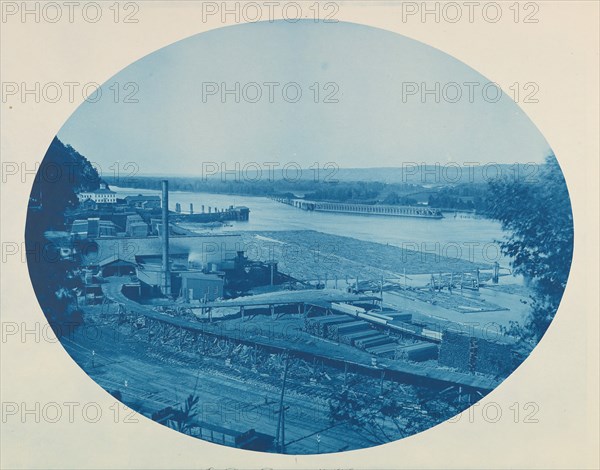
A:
78;184;117;204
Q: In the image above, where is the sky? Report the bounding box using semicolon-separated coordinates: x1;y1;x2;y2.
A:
57;20;552;175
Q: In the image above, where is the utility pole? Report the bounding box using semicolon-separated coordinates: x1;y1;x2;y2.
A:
161;180;170;297
275;354;290;453
380;275;384;311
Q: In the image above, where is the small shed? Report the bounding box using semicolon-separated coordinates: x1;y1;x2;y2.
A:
99;256;137;277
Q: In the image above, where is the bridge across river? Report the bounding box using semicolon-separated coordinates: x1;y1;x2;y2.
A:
273;198;443;219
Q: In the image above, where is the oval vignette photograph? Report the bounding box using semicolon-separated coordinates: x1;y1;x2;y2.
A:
25;20;574;454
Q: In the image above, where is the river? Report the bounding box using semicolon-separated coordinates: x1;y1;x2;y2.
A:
112;186;512;267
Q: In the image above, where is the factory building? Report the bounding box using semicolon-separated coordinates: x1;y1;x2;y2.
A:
180;272;224;302
78;184;117;204
135;252;188;297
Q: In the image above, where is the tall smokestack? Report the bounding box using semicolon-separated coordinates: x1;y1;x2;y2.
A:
161;180;170;296
189;203;194;214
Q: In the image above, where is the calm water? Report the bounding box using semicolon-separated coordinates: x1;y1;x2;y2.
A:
112;186;510;266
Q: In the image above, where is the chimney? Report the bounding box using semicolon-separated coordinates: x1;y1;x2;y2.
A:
201;205;205;213
175;203;181;213
161;180;170;296
189;203;194;214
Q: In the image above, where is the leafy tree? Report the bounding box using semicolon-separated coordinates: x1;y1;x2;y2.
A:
173;394;200;434
487;155;573;342
25;137;99;334
384;191;400;204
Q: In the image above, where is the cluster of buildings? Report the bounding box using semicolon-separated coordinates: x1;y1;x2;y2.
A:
74;182;278;305
72;185;162;239
69;184;249;241
83;236;282;304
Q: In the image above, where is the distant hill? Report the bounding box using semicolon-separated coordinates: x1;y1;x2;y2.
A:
134;163;540;186
314;164;540;185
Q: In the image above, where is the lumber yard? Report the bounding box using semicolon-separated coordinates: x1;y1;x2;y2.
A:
57;180;528;454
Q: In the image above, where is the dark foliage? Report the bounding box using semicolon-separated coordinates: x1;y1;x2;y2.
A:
487;155;574;342
25;137;100;334
427;184;488;211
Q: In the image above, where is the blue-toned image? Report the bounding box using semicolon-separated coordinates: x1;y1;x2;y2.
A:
25;21;573;454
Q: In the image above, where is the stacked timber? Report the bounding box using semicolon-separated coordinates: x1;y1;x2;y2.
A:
397;342;439;362
339;330;380;346
355;334;395;350
474;337;514;376
363;311;394;321
438;331;474;372
388;321;422;335
327;320;369;341
438;331;515;376
304;315;352;338
366;343;399;358
421;328;443;341
387;313;413;322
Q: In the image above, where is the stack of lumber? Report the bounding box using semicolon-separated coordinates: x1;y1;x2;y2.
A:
387;312;413;322
438;330;474;372
304;315;352;337
355;334;395;350
365;343;399;358
474;337;514;376
327;320;369;341
339;330;380;346
397;342;439;362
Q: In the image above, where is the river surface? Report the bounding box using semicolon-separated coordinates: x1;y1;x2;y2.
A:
112;186;512;267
